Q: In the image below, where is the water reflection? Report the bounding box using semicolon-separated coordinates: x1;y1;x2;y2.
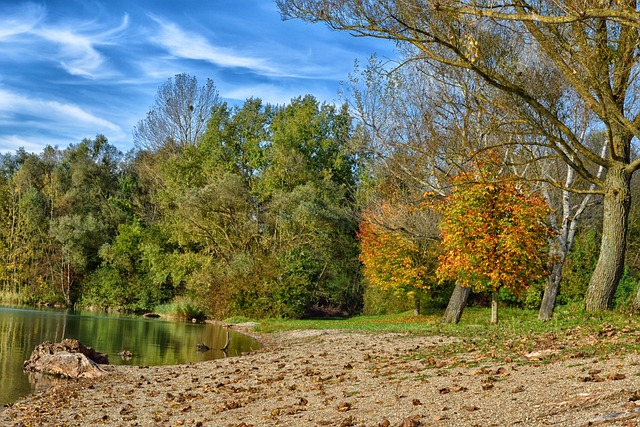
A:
0;305;261;407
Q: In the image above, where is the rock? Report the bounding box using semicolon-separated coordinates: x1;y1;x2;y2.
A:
524;349;559;360
118;350;133;359
31;352;106;379
23;339;109;379
196;343;210;352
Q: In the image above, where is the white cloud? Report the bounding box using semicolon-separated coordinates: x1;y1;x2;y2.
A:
0;89;122;142
35;28;105;77
0;6;130;79
150;16;282;75
33;14;129;78
0;2;45;39
0;134;63;153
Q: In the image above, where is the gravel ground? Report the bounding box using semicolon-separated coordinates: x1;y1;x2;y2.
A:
1;328;639;427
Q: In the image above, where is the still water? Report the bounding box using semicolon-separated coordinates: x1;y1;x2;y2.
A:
0;305;261;407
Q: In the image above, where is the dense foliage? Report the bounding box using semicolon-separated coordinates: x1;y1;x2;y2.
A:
435;165;552;322
2;73;639;321
0;88;362;319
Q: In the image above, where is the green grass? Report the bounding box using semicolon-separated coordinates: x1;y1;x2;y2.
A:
0;290;37;305
153;298;206;321
253;303;640;363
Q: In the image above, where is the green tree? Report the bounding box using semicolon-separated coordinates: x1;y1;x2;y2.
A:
138;94;363;318
48;136;124;305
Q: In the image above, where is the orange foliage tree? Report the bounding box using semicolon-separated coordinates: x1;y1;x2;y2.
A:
358;202;438;314
435;167;551;324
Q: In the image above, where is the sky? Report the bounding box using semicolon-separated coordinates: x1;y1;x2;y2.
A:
0;1;397;154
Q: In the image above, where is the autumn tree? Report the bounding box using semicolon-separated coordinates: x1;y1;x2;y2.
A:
277;0;640;312
358;201;439;315
436;165;551;324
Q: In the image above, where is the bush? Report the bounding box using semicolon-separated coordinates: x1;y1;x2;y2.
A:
557;230;600;305
523;281;545;310
362;285;414;315
614;266;639;310
362;283;453;315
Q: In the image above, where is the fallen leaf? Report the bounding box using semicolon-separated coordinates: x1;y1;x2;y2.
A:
337;402;352;412
512;385;525;393
400;416;421;426
340;416;355;427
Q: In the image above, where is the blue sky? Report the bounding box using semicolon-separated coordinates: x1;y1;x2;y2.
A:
0;1;396;154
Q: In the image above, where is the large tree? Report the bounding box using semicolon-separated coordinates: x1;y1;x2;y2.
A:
133;73;219;153
436;163;551;324
277;0;640;311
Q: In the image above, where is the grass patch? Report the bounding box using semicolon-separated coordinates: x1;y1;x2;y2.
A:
0;290;37;306
224;315;257;324
153;298;206;322
256;303;640;362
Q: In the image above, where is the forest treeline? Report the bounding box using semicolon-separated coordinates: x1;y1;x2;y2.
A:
0;79;366;318
1;71;640;320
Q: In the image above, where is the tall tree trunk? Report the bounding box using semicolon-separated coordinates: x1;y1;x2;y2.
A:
442;284;470;324
491;290;499;324
413;298;421;316
539;148;604;320
585;166;631;311
539;261;563;321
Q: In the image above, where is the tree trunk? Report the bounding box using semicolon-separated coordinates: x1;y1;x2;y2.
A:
491;290;499;324
413;298;421;316
539;151;602;321
633;287;640;314
539;261;563;321
442;284;470;324
585;166;631;311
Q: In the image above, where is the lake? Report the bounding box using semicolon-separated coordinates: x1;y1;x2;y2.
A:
0;305;261;407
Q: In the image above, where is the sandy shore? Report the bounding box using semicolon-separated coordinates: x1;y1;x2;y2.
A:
1;327;639;426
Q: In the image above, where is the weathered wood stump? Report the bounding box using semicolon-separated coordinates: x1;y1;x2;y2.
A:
23;339;109;379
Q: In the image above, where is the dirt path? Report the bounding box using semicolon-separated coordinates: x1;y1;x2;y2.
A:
1;328;639;426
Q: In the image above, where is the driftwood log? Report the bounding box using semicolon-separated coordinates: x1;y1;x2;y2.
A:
23;339;109;379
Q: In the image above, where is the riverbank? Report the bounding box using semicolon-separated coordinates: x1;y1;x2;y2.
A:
1;326;639;427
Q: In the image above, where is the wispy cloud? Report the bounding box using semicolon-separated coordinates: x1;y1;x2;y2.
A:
150;16;282;75
0;134;63;153
34;14;130;78
0;88;122;136
0;2;45;39
0;3;130;79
